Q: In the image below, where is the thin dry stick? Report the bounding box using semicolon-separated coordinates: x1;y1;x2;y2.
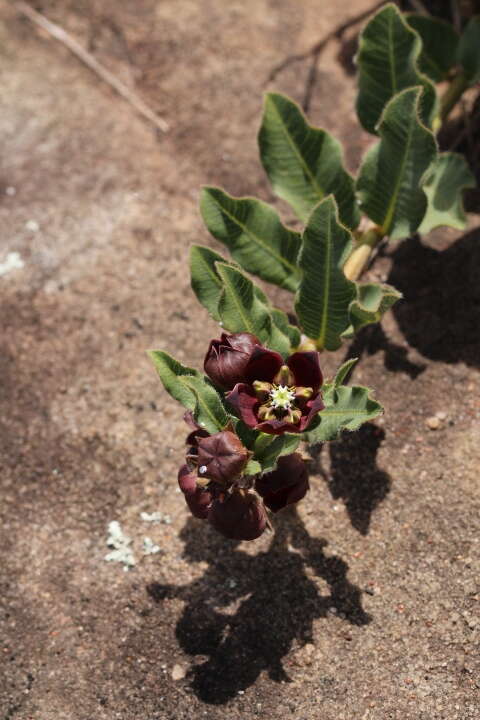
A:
14;1;169;133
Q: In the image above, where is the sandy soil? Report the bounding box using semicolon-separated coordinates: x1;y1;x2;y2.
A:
0;2;479;719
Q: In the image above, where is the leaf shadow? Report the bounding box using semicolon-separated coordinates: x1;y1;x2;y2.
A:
147;507;370;704
387;228;480;367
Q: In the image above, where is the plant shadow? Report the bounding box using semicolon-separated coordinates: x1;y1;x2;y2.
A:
312;424;391;536
147;508;371;704
387;228;480;367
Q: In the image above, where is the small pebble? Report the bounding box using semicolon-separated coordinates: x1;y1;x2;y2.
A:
425;416;441;430
171;664;186;681
5;186;16;196
25;220;39;232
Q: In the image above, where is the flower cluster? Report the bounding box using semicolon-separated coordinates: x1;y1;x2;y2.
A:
175;332;324;540
205;332;324;435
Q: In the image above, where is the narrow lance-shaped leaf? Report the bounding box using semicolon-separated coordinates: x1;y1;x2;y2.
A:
215;262;272;342
405;14;459;83
419;152;475;234
190;245;227;321
458;16;480;84
356;87;438;240
356;3;437;134
148;351;228;434
295;196;355;351
305;385;383;444
348;282;402;334
200;187;301;292
259;92;360;228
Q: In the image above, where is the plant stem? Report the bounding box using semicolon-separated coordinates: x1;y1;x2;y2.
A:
440;72;469;123
343;227;383;282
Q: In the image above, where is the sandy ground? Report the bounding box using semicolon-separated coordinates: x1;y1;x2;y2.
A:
1;2;479;719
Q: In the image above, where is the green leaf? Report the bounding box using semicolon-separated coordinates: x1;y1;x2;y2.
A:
406;14;459;82
258;92;360;229
305;385;383;444
356;3;437;134
148;351;228;433
245;459;262;476
348;282;402;333
200;187;301;292
419;152;475;234
295;196;355;351
271;308;301;350
356;87;438;240
458;16;480;83
253;432;301;473
190;245;229;321
215;262;272;342
333;358;358;387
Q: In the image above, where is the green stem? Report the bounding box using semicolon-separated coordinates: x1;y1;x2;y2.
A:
343;227;383;282
440;72;469;123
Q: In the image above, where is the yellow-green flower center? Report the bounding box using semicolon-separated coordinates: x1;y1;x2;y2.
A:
269;384;296;410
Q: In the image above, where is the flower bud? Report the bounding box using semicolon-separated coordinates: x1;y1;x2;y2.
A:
177;464;212;519
197;431;249;485
208;488;267;540
204;333;260;390
255;453;309;513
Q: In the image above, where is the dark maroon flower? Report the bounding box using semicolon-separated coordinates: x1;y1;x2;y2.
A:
207;488;267;540
204;332;260;390
255;453;309;513
178;464;212;519
226;350;324;435
197;431;249;485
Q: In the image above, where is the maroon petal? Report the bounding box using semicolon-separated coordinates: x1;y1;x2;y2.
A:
207;489;267;540
255;453;309;513
287;352;323;392
178;464;197;494
225;383;259;427
185;487;213;519
255;418;302;435
244;346;283;384
298;392;325;431
177;465;212;519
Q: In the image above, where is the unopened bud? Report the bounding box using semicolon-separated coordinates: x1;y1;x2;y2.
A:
207;488;267;540
197;431;249;485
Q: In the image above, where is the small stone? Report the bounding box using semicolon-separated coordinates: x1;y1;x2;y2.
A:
425;416;441;430
435;411;447;421
171;664;186;680
25;219;39;232
5;186;16;196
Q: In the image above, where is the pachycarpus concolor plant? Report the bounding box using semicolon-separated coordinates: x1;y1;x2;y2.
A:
149;3;478;540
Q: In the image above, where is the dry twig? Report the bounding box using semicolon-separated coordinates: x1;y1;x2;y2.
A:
14;1;169;133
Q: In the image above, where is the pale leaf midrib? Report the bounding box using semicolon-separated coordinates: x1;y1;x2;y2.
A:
269;99;324;201
183;378;224;429
218;266;256;334
381;101;417;234
317;212;332;346
212;197;299;274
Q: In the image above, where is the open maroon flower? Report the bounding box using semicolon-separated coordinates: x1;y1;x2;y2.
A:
225;349;324;435
204;332;260;390
197;431;249;485
255;453;309;513
207;488;267;540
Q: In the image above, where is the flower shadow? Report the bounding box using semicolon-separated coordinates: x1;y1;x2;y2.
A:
147;508;370;704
